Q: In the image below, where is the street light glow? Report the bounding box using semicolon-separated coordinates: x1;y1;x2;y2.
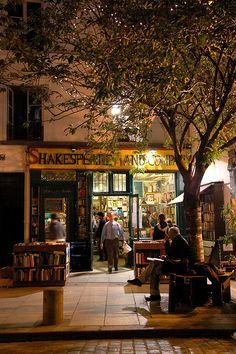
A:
111;105;121;116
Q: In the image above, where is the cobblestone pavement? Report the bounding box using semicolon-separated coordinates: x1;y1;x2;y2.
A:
0;338;235;353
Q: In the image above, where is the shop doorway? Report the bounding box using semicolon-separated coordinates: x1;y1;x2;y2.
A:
40;185;76;242
0;173;24;266
91;194;139;266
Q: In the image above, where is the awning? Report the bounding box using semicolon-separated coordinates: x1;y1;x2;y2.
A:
168;193;184;204
168;183;214;205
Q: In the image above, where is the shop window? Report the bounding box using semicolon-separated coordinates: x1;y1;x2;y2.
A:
93;172;109;193
41;171;76;182
113;173;127;192
7;86;43;141
133;173;176;238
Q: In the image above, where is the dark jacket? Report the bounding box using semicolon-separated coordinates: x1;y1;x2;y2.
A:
95;218;106;239
48;221;66;241
162;234;190;275
165;234;190;260
153;221;167;240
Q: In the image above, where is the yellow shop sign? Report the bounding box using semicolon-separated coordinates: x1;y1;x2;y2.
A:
28;148;181;171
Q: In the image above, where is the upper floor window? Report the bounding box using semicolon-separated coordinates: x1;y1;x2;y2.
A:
6;1;23;24
7;1;41;22
6;1;42;48
93;172;129;193
93;172;109;193
113;173;127;192
7;86;43;141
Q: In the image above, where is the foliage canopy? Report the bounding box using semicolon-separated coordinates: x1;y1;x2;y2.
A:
1;0;235;179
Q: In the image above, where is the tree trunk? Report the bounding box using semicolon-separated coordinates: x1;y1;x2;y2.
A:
183;182;205;263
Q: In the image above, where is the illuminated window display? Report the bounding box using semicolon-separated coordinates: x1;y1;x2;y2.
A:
133;173;176;238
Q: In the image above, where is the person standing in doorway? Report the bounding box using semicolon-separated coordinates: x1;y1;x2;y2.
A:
95;212;106;261
153;213;168;240
101;212;125;273
47;213;66;242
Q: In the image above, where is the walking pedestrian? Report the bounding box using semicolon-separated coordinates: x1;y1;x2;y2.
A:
101;212;125;273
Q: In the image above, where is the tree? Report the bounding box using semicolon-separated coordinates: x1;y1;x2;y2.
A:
0;0;235;262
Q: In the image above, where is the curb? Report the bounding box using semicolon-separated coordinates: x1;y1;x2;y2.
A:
0;328;235;343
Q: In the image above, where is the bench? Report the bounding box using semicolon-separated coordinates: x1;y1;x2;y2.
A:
168;271;233;313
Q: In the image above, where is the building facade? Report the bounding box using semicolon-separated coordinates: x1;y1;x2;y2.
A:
0;0;234;269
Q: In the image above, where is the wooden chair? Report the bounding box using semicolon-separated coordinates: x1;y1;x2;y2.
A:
209;239;235;303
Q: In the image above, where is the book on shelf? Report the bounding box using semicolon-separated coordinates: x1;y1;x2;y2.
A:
13;253;40;267
146;257;164;262
137;266;147;277
135;251;162;264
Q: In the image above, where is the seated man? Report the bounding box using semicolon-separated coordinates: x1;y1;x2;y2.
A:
127;226;190;301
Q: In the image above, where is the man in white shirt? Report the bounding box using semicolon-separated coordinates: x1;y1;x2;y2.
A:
101;212;125;273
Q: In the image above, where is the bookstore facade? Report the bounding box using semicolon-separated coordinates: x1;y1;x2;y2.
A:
27;147;182;270
0;145;233;270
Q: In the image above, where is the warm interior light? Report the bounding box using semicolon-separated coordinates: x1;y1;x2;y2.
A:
111;105;121;116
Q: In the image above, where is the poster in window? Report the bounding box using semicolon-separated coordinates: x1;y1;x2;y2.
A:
107;200;113;208
146;194;154;204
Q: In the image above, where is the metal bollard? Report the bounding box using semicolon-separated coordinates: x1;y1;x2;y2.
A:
43;287;64;325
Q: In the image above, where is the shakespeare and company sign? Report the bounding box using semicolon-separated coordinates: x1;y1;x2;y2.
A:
28;148;183;171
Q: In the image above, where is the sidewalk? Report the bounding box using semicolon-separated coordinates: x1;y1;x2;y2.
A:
0;263;235;342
